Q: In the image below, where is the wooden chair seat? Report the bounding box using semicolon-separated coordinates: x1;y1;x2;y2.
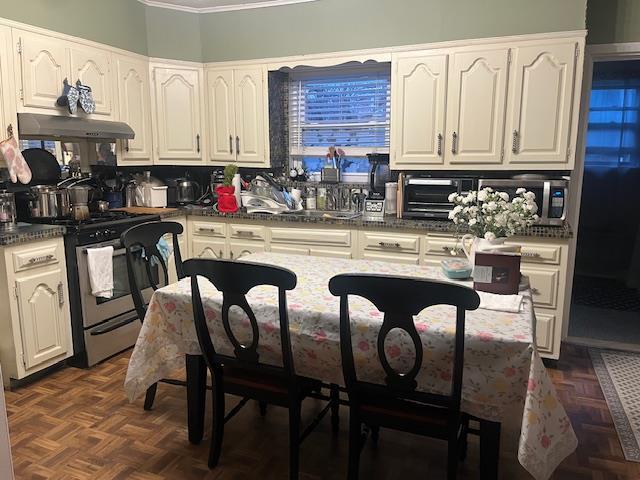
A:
360;398;450;436
223;365;322;399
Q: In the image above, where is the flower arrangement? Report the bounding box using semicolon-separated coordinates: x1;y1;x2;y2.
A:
448;187;539;240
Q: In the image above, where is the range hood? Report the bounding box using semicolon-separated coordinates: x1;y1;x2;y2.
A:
17;113;135;140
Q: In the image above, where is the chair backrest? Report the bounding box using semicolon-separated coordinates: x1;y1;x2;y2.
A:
120;221;184;321
328;273;480;415
183;258;298;377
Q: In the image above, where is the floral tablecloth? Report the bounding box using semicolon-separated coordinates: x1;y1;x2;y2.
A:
124;252;576;480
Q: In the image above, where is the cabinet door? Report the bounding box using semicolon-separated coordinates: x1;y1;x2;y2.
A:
15;269;69;370
505;42;577;166
0;26;13;137
445;48;510;165
154;67;204;163
391;54;448;168
69;45;112;116
15;30;69;111
116;56;153;165
192;237;226;259
207;69;235;163
229;240;265;260
234;67;267;166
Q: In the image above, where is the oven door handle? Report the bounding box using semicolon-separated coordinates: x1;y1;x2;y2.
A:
90;316;140;335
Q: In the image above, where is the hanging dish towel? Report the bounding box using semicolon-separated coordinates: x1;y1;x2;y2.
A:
477;291;523;313
87;246;114;298
0;133;32;184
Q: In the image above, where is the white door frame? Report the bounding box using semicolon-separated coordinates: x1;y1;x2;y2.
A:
564;42;640;345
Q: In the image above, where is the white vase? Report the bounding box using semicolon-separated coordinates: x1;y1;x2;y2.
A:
461;234;511;266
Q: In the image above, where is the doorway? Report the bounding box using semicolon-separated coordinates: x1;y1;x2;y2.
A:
568;59;640;347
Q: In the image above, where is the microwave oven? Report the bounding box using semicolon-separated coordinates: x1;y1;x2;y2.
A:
477;178;568;226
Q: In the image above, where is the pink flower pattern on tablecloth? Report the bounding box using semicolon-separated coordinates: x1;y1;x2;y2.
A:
124;252;576;480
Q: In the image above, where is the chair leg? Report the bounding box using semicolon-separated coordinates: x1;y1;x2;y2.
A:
259;401;268;417
288;402;301;480
370;425;380;445
459;416;469;461
143;383;158;411
347;407;361;480
480;420;501;480
330;384;340;434
208;380;225;469
447;435;459;480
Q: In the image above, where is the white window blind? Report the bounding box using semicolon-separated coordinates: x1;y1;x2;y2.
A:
289;65;391;156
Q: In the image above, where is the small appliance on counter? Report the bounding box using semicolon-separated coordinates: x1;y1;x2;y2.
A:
363;153;391;221
478;175;569;226
402;176;475;219
167;174;200;206
134;171;167;208
0;191;16;230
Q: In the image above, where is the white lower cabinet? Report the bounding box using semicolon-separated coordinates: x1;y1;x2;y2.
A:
535;311;556;355
192;237;226;259
229;240;265;260
0;238;72;386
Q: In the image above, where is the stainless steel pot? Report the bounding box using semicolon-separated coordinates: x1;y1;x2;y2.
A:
67;185;92;206
28;185;70;218
175;178;200;204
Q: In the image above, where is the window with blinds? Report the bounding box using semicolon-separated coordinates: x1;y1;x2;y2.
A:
289;65;391;157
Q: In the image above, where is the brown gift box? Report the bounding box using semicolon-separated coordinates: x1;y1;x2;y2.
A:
473;251;522;295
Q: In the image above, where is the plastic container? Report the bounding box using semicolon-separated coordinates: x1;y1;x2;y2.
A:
146;186;168;208
441;258;473;280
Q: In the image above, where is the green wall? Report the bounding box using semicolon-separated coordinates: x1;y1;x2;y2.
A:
587;0;640;44
0;0;589;62
145;6;202;62
0;0;148;56
199;0;587;62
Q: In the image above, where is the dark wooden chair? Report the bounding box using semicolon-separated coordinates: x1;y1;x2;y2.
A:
328;273;482;480
183;258;339;479
121;220;185;411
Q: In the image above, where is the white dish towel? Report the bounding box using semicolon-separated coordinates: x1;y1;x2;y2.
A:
477;291;523;313
87;246;114;298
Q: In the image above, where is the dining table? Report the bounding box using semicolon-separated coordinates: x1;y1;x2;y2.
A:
124;252;577;480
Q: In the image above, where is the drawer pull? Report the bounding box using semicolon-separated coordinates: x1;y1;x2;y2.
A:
236;230;255;238
522;252;541;258
198;227;217;233
531;287;540;295
58;281;64;307
28;254;54;265
379;241;401;249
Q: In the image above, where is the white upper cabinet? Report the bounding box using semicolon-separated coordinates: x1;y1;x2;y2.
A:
14;29;69;112
0;26;14;138
206;66;268;167
116;55;153;165
207;69;235;162
445;47;510;166
233;67;266;165
505;41;578;167
391;53;448;168
152;66;205;164
69;45;113;117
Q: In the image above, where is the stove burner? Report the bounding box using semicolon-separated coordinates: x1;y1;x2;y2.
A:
33;211;140;226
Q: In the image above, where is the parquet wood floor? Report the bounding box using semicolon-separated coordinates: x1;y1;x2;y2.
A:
4;344;640;479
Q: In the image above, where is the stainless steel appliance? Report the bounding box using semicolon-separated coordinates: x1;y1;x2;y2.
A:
27;211;161;367
175;177;200;205
25;185;70;218
0;191;16;230
367;153;391;198
402;176;475;219
478;176;569;226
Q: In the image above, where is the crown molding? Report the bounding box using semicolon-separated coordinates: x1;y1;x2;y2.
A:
138;0;318;14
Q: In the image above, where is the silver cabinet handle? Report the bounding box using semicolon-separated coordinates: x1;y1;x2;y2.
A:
437;133;443;156
196;134;201;153
451;132;458;154
198;227;217;233
28;254;54;265
230;251;234;260
58;281;64;307
521;251;541;258
229;135;233;154
219;250;224;258
125;139;130;152
512;130;519;154
379;241;401;249
236;136;240;154
236;230;254;238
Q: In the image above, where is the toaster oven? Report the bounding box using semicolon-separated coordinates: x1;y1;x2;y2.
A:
402;176;475;219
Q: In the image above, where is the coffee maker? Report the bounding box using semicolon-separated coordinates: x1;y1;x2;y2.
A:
363;153;391;221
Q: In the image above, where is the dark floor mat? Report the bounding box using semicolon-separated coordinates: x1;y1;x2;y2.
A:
572;275;640;312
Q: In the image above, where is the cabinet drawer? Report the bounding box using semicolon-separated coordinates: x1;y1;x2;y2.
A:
360;231;420;254
309;247;353;259
507;241;562;265
270;245;309;256
424;235;464;257
362;251;420;265
191;221;226;237
270;227;352;247
522;267;559;308
535;311;556;354
12;243;62;273
229;224;266;241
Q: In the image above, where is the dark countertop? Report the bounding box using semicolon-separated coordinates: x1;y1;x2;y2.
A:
167;206;573;239
0;223;66;246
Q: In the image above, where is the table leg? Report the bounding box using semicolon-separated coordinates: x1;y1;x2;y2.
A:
480;419;501;480
186;354;207;444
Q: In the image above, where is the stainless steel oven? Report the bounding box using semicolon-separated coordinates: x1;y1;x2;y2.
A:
76;239;161;366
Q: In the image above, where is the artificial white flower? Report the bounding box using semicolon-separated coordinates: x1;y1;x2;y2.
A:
448;192;457;202
477;190;488;202
516;188;526;194
484;231;497;241
499;192;509;201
